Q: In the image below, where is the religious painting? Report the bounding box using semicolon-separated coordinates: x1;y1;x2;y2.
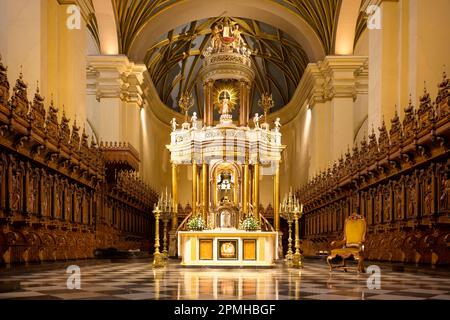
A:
217;239;238;260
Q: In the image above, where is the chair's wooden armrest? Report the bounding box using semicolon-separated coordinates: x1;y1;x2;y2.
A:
330;239;346;248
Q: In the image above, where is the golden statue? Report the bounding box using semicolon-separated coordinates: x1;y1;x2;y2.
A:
210;24;222;53
217;90;234;115
220;98;231;115
232;24;244;52
205;19;250;56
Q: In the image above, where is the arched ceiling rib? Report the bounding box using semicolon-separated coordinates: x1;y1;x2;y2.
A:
112;0;328;61
85;0;368;60
277;0;342;55
112;0;341;56
354;0;382;47
70;0;100;50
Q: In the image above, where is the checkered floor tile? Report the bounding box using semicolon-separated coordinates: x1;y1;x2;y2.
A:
0;258;449;300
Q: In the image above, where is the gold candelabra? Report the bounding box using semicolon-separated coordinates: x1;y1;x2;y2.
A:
159;188;174;258
258;92;274;123
281;187;303;268
293;203;304;268
178;91;194;124
152;188;174;267
152;205;164;268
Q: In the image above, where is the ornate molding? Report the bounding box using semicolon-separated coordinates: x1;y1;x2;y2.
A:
269;55;369;124
86;55;147;107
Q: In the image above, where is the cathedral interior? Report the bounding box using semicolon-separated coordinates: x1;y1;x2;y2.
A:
0;0;449;304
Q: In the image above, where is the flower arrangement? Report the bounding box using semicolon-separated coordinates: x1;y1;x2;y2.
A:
239;215;261;231
187;215;206;231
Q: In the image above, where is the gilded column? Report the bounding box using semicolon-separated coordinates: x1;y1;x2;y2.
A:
203;81;209;126
245;82;250;126
171;163;178;230
239;80;246;126
202;162;208;221
253;162;260;219
243;162;250;214
196;168;201;207
192;161;198;215
213;175;218;207
249;165;253;210
234;173;239;206
274;162;280;230
203;80;214;127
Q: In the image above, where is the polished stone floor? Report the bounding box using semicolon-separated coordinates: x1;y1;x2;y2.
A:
0;258;449;300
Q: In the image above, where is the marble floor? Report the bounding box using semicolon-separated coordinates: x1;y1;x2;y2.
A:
0;258;449;300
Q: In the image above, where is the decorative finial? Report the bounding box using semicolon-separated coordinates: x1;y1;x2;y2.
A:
36;81;40;94
19;65;23;79
62;105;70;122
0;54;6;71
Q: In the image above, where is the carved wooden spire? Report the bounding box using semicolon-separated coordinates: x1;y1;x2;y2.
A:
70;116;81;150
0;54;10;105
29;81;46;130
59;107;71;146
11;66;29;116
377;117;390;155
389;108;402;148
436;69;448;104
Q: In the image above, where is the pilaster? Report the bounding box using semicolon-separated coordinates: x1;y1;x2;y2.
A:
86;55;146;153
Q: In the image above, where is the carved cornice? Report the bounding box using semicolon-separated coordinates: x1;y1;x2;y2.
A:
99;141;140;172
86;55;147;107
269;55;369;124
318;56;369;100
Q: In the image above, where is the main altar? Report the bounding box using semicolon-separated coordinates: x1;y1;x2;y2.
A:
164;18;286;267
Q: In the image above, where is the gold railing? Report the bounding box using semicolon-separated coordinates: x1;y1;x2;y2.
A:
260;212;275;231
176;211;194;232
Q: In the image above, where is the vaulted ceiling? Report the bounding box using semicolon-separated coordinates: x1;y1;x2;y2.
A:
146;17;309;114
79;0;368;113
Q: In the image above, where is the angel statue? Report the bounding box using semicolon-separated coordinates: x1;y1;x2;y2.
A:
191;112;199;129
170;118;178;132
274;118;281;132
253;113;262;129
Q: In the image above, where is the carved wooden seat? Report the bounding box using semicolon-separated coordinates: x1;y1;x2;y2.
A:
327;213;366;273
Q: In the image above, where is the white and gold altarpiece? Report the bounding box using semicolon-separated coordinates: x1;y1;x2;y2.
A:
166;18;285;266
